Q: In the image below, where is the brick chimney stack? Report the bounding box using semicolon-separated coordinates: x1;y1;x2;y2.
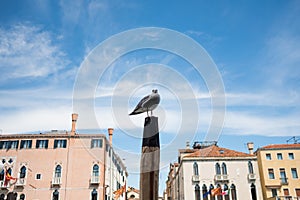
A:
71;113;78;136
247;142;254;155
108;128;114;146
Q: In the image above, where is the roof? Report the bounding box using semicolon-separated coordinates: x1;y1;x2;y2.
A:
0;132;106;139
259;143;300;150
184;145;254;158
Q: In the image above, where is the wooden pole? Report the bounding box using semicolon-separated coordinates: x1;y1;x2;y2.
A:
140;116;160;200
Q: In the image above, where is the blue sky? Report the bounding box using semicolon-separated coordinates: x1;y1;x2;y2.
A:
1;0;300;195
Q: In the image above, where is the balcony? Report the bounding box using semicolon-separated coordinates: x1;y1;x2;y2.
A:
0;181;8;189
15;178;26;187
192;175;200;182
52;177;62;185
248;173;256;181
214;174;229;182
280;177;288;185
90;176;100;184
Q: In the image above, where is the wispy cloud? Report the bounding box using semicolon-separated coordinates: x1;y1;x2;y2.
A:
0;23;69;82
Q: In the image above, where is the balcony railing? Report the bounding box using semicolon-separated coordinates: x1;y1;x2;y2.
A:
280;177;288;185
248;173;256;180
90;176;100;184
52;177;62;185
192;175;200;182
15;178;26;186
214;174;229;182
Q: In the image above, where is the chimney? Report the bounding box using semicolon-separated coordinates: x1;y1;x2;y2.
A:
186;141;190;149
71;113;78;136
108;128;114;146
247;142;254;155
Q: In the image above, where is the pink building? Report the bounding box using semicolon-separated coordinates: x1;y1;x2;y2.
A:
0;114;127;200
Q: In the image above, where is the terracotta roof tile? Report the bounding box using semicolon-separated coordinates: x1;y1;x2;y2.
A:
184;145;254;158
260;143;300;150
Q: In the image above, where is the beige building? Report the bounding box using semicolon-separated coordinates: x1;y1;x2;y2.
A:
256;143;300;200
165;141;263;200
0;113;127;200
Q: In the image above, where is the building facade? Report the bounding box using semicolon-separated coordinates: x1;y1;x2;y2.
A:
256;144;300;200
165;142;263;200
0;113;127;200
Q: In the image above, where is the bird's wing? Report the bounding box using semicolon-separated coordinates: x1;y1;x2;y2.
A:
135;94;150;109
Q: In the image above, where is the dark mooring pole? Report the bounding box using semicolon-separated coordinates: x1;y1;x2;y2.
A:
140;116;160;200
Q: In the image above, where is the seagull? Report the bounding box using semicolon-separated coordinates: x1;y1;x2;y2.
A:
129;89;160;116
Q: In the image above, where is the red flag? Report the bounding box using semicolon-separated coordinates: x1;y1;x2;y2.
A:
4;172;18;186
211;187;222;196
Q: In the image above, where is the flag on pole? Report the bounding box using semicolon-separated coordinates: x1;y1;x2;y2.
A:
211;187;222;196
203;189;211;198
113;182;126;199
4;171;18;186
222;188;230;195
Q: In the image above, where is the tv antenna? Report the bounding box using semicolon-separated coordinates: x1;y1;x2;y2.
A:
286;136;300;144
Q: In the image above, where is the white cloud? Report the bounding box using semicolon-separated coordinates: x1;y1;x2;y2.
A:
0;23;69;81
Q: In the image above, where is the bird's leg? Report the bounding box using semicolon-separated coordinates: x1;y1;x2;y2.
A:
147;109;149;117
151;110;153;116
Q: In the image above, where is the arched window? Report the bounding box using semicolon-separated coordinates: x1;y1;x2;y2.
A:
55;165;61;178
0;170;4;181
193;162;199;176
7;168;12;176
217;184;223;200
224;184;229;200
215;163;221;175
248;161;254;174
0;194;4;200
53;189;59;200
250;183;257;200
20;194;25;200
221;163;227;175
20;166;27;178
92;164;99;177
91;188;97;200
209;184;214;200
231;184;237;200
202;184;208;200
195;184;200;200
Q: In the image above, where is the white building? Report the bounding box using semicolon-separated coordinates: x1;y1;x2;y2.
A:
166;142;263;200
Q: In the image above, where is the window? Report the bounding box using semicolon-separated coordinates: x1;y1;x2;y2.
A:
36;140;48;149
36;174;41;180
266;153;271;160
283;189;290;196
0;141;18;149
54;140;67;148
20;140;32;149
222;163;227;175
92;164;99;177
55;165;62;178
202;184;208;200
215;163;221;175
91;189;98;200
277;153;283;160
280;168;288;184
53;189;59;200
0;194;4;200
193;162;199;176
248;161;254;174
268;169;275;179
271;189;277;197
231;184;237;200
224;184;229;200
20;166;26;178
20;194;25;200
209;184;214;200
217;185;223;200
250;183;257;200
291;168;298;179
289;153;294;160
195;184;200;200
91;139;103;148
